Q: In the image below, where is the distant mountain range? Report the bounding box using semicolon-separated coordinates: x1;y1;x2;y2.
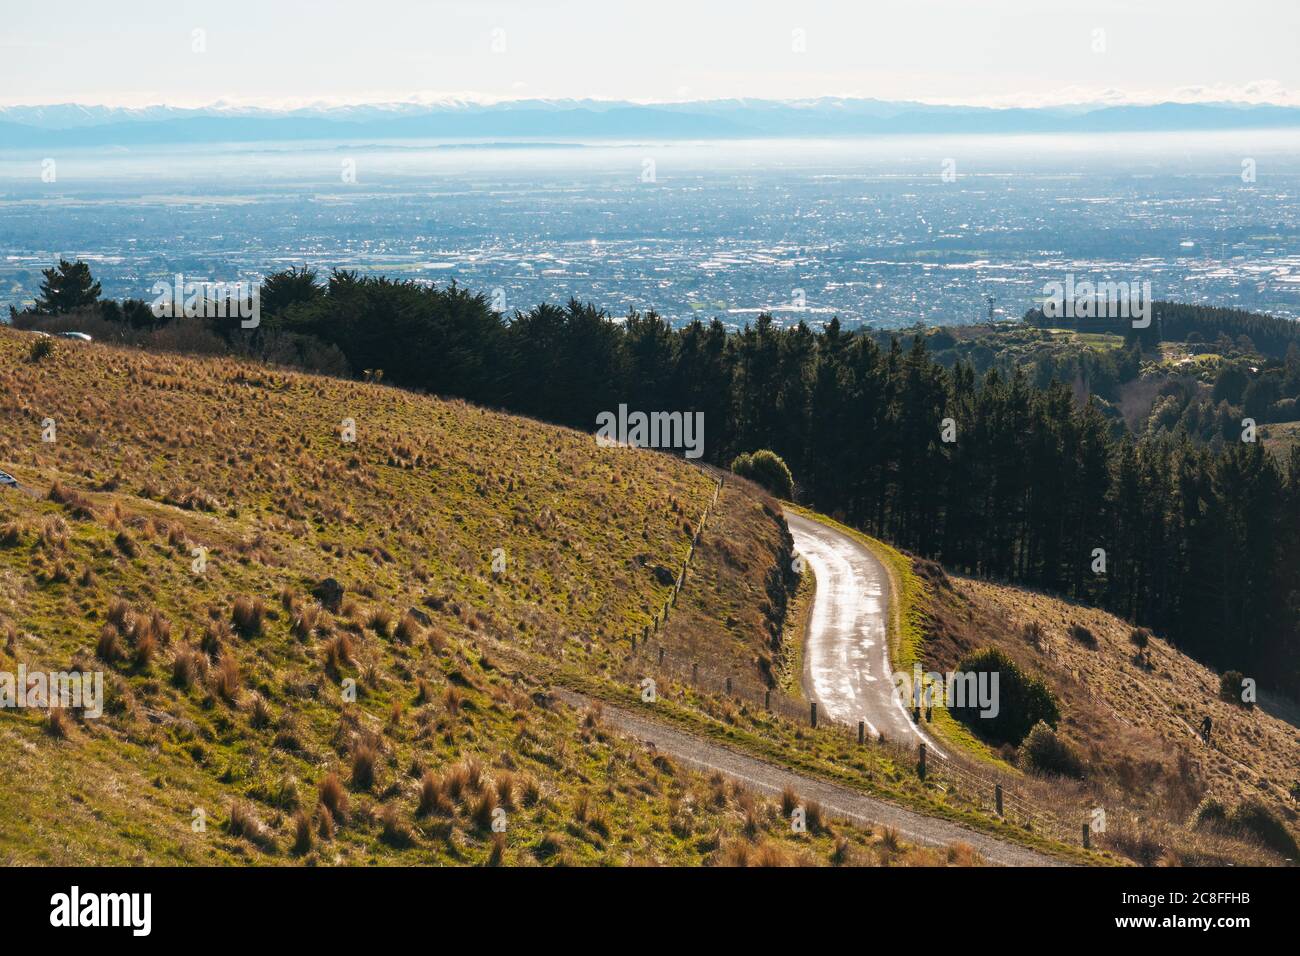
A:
2;97;1299;147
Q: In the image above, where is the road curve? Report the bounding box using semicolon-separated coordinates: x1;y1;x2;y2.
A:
784;510;944;757
554;690;1061;866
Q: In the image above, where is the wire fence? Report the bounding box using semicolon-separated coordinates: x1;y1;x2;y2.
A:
609;473;1088;848
487;472;1092;850
613;630;1084;846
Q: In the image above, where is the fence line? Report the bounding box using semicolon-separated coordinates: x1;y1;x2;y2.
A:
489;469;1088;850
614;634;1081;845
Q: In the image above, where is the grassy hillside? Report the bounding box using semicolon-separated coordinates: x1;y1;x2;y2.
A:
918;561;1300;865
0;329;968;866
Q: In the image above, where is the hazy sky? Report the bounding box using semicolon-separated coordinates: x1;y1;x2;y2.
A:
2;0;1298;108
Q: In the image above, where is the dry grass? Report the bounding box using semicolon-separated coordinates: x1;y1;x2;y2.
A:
921;564;1300;865
0;329;897;867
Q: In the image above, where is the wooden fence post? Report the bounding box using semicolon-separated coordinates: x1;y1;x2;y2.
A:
764;689;771;711
692;663;698;684
658;647;664;665
918;743;927;780
810;701;818;728
858;720;865;745
725;677;732;695
1082;822;1091;849
995;784;1003;817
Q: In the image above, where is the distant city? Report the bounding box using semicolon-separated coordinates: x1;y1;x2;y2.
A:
2;131;1298;328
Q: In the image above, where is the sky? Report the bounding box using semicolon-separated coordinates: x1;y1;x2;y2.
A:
2;0;1299;109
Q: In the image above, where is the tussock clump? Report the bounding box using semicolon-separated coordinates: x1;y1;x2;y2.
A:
227;802;273;848
249;693;273;730
495;772;517;811
443;685;463;716
96;625;123;664
138;610;171;647
805;800;827;835
132;628;156;670
414;678;432;705
171;645;203;689
324;633;354;674
48;482;96;520
367;607;396;638
717;839;795;867
291;604;321;641
318;773;349;824
534;832;565;861
380;804;413;847
292;810;313;855
114;530;138;558
0;521;24;548
470;791;499;832
350;742;378;791
780;785;799;817
44;708;71;739
200;617;230;659
946;842;984;866
394;613;423;644
106;598;133;632
212;653;241;705
830;836;853;865
232;595;266;638
418;772;454;817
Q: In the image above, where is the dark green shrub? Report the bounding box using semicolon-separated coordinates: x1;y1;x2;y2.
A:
1017;721;1084;779
1219;670;1247;706
1191;795;1227;830
950;647;1060;746
1226;800;1298;859
1069;623;1098;648
28;337;54;362
730;449;794;500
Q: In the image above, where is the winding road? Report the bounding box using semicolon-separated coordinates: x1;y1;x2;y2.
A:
548;508;1066;864
785;510;944;757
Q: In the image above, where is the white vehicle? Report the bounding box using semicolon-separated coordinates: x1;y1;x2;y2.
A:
59;331;93;342
0;470;18;488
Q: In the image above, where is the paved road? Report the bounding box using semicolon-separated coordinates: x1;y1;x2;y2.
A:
555;689;1061;866
785;510;944;757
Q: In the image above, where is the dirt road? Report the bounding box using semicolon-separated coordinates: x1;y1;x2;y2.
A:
555;689;1061;866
